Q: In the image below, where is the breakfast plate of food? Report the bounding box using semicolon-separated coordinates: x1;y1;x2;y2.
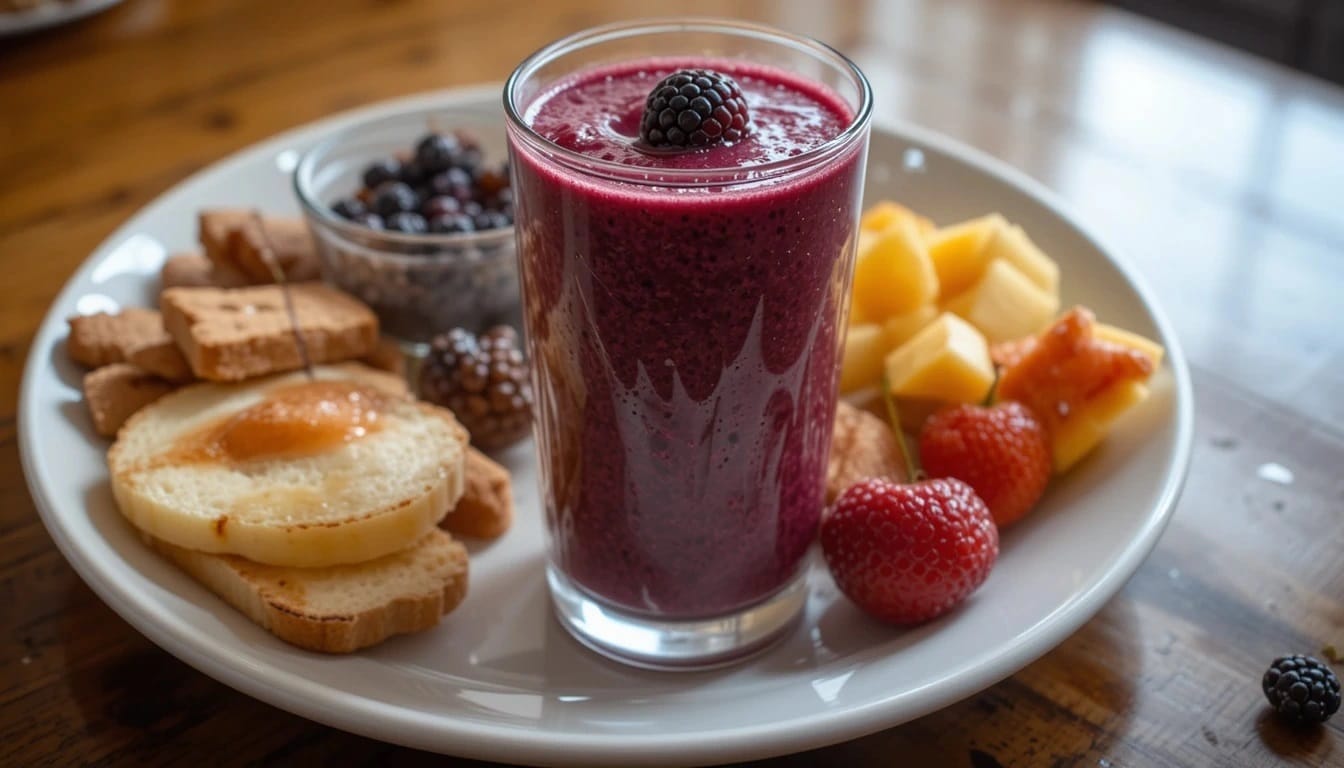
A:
19;83;1193;766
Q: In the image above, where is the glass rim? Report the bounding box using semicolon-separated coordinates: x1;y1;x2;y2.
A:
292;109;515;251
502;17;874;187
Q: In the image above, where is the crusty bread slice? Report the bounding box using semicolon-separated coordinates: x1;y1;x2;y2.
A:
441;447;513;540
147;528;468;653
109;364;468;568
83;363;177;438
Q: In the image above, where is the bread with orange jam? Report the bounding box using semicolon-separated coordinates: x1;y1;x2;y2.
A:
107;364;468;568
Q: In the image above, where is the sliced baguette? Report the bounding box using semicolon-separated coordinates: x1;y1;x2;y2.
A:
109;365;468;567
147;528;468;653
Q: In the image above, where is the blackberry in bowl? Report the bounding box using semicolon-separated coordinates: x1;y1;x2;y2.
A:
293;105;520;348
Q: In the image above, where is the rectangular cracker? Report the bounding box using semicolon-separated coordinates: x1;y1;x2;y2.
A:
160;252;252;291
441;447;513;539
198;209;254;271
160;283;379;381
231;216;321;283
83;363;176;437
125;337;194;382
67;308;170;369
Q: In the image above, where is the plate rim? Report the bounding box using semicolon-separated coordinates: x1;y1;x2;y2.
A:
0;0;123;36
18;83;1195;766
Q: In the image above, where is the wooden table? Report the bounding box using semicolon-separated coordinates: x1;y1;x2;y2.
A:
3;0;1342;765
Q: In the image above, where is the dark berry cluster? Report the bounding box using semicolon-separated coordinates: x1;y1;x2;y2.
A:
1263;655;1340;724
419;325;532;451
330;130;513;235
639;69;750;148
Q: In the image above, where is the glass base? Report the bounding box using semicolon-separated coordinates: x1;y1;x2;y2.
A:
547;565;808;670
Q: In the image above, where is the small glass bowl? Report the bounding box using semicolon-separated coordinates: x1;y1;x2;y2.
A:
293;103;519;349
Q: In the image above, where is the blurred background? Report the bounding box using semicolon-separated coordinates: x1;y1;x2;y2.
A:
3;0;1341;423
1107;0;1344;83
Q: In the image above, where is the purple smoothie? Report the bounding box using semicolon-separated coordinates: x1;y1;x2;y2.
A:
509;58;867;618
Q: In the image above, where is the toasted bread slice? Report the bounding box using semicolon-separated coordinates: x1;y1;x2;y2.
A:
441;447;513;539
83;363;177;438
147;528;468;653
109;365;468;567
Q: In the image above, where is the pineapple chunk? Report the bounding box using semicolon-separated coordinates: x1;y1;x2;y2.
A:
981;225;1059;294
840;323;889;394
865;200;930;232
852;217;938;319
1094;323;1165;367
927;214;1006;298
883;303;938;348
943;260;1060;343
1052;379;1150;472
884;312;994;403
861;201;935;237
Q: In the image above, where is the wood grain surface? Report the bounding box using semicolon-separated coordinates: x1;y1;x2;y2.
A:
2;0;1343;765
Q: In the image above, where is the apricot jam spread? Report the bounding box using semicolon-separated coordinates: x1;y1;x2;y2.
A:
174;380;387;464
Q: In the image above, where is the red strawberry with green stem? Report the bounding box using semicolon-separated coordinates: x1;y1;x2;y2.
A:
820;382;999;625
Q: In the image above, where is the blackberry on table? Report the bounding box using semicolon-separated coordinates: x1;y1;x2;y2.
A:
1263;655;1340;724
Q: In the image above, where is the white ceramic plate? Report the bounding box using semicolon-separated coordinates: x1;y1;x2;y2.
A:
19;85;1193;767
0;0;121;36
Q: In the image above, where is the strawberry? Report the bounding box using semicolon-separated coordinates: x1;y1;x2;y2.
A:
821;477;998;625
918;401;1051;527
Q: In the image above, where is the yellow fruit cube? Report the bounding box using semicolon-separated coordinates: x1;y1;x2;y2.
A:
1094;323;1165;367
883;304;938;348
840;323;889;394
981;225;1059;294
927;214;1006;298
1052;379;1150;472
884;312;994;403
943;259;1060;343
861;201;935;237
852;217;938;319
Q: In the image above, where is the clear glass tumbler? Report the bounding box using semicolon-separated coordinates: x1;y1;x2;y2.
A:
505;18;872;669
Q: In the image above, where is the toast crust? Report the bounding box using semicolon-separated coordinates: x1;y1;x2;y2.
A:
442;447;514;539
147;529;469;653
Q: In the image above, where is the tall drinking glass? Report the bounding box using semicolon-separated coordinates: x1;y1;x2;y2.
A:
504;18;872;669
